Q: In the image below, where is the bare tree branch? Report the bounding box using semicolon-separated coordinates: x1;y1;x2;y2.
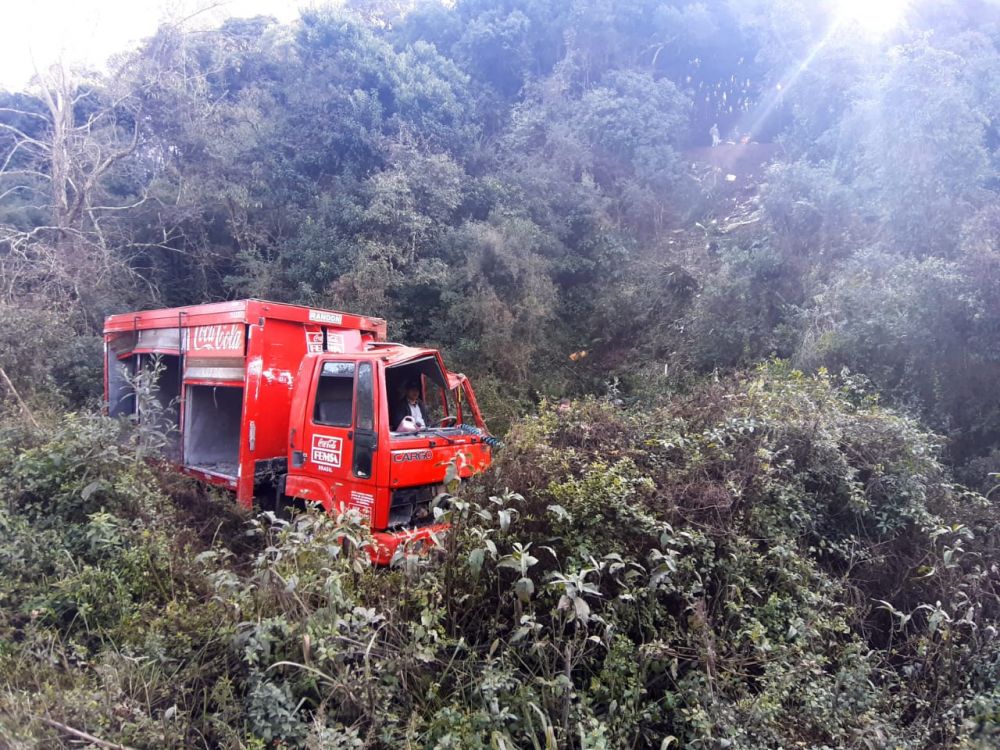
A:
0;185;40;202
0;122;51;152
0;107;50;122
88;193;149;212
0;169;52;182
1;138;42;174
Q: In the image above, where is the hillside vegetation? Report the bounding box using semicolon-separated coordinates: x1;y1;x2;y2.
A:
2;0;1000;747
0;365;997;748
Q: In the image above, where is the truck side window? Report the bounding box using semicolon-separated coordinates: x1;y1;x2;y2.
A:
356;363;374;431
353;362;376;479
313;361;355;426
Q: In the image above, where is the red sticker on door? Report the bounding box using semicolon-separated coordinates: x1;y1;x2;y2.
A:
305;331;323;354
311;435;342;468
327;333;345;353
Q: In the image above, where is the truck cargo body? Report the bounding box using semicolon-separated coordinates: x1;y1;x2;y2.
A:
104;299;493;563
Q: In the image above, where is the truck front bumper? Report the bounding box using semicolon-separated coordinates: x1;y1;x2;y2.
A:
369;522;450;566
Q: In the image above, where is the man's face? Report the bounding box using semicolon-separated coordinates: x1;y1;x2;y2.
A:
406;386;420;402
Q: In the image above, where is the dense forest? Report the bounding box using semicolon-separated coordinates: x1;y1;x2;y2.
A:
1;0;999;747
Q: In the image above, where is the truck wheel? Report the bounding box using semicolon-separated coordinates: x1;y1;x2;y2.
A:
273;476;299;520
257;475;295;520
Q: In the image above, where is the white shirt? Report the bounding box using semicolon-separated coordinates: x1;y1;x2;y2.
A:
408;401;425;428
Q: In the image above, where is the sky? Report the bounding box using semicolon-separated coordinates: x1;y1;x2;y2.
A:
0;0;308;91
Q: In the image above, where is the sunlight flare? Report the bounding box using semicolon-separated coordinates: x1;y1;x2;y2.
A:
835;0;909;33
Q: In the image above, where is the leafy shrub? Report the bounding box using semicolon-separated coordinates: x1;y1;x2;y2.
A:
1;364;998;748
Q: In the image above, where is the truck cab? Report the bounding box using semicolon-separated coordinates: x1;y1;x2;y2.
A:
284;345;493;563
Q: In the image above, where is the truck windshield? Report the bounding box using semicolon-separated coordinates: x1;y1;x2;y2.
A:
385;356;460;435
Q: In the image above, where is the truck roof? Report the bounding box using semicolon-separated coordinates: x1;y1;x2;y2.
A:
103;298;387;340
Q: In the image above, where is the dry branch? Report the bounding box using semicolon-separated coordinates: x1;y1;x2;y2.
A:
0;366;40;429
37;717;137;750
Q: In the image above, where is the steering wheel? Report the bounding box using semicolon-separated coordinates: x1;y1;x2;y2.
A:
438;415;458;428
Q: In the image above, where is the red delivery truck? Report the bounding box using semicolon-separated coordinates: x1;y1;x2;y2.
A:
103;299;495;563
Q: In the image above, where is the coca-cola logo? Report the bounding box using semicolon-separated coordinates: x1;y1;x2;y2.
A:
189;324;244;354
314;436;341;451
305;331;323;353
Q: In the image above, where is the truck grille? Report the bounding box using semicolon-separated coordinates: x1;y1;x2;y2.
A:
387;485;439;528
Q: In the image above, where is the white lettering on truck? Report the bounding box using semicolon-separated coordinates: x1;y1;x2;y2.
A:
305;331;323;353
350;490;374;506
308;310;344;325
188;323;244;354
327;333;345;353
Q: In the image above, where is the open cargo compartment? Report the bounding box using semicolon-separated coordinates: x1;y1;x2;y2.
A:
143;353;182;459
148;354;181;420
183;384;244;480
103;299;393;506
107;352;137;419
106;347;183;459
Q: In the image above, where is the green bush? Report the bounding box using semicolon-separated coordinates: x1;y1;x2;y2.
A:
1;364;998;748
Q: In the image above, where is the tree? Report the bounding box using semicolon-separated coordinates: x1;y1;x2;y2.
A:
0;62;143;323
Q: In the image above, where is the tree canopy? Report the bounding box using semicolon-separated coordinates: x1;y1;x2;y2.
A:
3;0;1000;474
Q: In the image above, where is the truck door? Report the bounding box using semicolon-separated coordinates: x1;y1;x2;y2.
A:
296;358;380;521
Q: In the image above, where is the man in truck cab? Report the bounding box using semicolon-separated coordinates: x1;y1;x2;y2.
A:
392;379;429;431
